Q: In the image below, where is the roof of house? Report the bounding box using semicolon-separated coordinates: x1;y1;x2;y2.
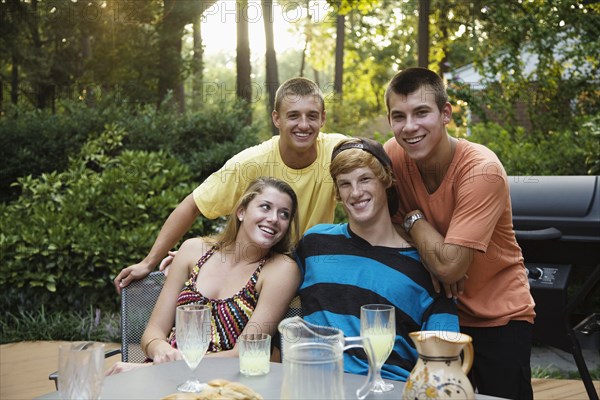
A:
444;35;593;87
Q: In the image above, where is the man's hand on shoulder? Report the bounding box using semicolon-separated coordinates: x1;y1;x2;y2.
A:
158;250;178;276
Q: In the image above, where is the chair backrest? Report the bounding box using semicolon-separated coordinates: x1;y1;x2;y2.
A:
120;271;166;362
284;295;302;319
279;295;303;356
120;274;300;362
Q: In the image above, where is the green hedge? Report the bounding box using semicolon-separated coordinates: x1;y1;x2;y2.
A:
0;98;261;317
0;103;109;202
119;100;259;183
0;126;194;313
460;115;599;176
0;97;259;202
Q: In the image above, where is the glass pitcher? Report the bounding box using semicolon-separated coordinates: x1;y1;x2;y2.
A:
278;316;376;400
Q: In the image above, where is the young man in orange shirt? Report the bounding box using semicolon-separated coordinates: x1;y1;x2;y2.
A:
383;67;535;400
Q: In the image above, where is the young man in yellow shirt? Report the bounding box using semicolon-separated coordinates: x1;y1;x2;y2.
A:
114;77;346;292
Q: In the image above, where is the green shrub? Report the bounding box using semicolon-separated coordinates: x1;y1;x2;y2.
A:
463;119;597;176
0;95;263;323
117;100;258;183
0;98;260;203
0;125;196;314
0;108;98;202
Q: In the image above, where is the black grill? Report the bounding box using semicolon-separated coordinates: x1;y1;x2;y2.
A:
509;175;599;400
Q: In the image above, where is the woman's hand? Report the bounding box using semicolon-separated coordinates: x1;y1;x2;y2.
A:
151;341;182;364
105;362;151;376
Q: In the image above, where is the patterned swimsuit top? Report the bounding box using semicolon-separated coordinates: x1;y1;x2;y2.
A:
167;245;268;353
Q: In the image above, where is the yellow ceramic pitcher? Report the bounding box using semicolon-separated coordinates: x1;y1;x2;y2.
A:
402;331;474;400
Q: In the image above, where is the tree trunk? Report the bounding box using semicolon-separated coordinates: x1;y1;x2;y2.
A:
299;40;308;77
418;0;430;68
192;0;218;108
334;14;345;96
236;0;252;123
158;0;186;113
192;12;204;109
30;0;50;110
262;0;279;135
436;0;452;76
299;0;312;78
80;35;95;106
11;51;18;105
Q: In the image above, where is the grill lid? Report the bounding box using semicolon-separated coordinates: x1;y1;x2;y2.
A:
509;176;600;242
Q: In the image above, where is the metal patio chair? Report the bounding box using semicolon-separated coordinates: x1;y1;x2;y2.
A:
49;271;166;388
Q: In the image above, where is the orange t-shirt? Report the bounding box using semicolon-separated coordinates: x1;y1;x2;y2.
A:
384;138;535;327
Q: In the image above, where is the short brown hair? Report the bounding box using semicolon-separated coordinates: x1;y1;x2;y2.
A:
385;67;448;113
274;77;325;113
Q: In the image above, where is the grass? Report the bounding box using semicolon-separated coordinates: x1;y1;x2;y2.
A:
532;364;600;380
0;306;120;344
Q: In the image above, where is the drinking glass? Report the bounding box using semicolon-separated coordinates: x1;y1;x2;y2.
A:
176;304;211;392
239;333;271;376
58;342;104;400
359;304;395;393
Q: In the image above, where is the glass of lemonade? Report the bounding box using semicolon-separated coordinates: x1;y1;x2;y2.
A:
239;333;271;376
360;304;395;393
176;305;211;392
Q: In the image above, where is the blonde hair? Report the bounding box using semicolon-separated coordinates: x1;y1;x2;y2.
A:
212;177;299;255
330;138;399;216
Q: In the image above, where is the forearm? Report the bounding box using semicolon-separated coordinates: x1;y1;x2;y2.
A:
142;194;200;268
141;330;169;359
408;214;472;284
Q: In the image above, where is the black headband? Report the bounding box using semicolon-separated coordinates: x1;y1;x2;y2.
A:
331;140;392;169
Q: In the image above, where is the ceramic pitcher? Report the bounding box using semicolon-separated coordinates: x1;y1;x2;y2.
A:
278;316;376;400
402;331;474;400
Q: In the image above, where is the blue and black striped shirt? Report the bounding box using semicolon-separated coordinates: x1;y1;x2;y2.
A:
295;223;459;381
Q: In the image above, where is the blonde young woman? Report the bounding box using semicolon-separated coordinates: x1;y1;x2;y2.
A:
107;177;300;375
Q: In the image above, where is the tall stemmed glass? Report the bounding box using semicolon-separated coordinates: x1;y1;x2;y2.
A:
359;304;395;394
176;304;211;393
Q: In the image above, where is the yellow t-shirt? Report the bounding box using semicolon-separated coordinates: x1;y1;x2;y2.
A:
193;133;347;236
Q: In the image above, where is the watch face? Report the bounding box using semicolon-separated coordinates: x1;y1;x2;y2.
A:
404;214;422;232
403;217;413;231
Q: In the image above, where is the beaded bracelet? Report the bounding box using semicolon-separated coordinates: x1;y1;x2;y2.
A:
143;337;166;357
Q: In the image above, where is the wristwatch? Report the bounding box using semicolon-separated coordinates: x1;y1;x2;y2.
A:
403;212;425;233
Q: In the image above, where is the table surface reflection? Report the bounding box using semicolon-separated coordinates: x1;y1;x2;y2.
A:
36;357;504;400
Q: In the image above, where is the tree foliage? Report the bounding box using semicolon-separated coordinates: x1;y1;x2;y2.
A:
450;0;600;133
461;116;599;176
